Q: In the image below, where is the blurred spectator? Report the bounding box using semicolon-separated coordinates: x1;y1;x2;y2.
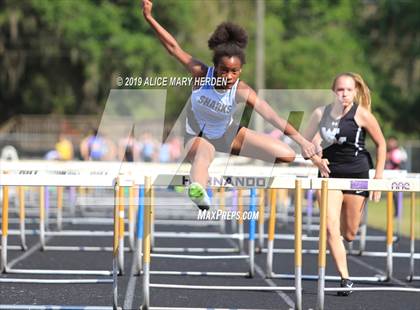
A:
118;131;141;162
139;132;157;162
385;136;407;170
159;142;171;163
169;136;182;162
385;136;408;218
80;128;116;161
55;133;74;161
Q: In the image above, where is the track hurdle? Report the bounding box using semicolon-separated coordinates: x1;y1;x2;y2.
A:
147;186;254;278
0;172;120;309
315;177;420;310
407;192;419;282
141;186;245;255
140;175;305;310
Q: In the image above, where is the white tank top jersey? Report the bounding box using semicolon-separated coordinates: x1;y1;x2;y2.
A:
187;66;239;139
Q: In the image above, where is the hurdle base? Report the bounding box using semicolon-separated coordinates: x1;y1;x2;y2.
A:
270;272;387;283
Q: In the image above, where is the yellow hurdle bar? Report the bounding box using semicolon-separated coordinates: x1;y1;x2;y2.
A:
316;180;328;310
1;186;9;272
410;192;416;243
238;188;244;225
39;186;45;250
112;182;119;309
129;186;135;251
257;188;265;253
268;189;277;242
143;177;152;264
409;192;416;281
113;183;120;258
219;187;226;233
142;176;152;310
18;187;25;225
118;185;125;274
150;183;155;249
237;188;244;252
295;180;302;310
266;188;277;277
18;186;27;250
386;191;394;280
295;180;302;267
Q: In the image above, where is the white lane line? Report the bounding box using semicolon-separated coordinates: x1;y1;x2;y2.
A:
123;254;138;310
347;255;412;287
8;236;52;268
226;238;295;309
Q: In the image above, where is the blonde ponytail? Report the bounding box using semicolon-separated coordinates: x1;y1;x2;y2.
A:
332;72;371;111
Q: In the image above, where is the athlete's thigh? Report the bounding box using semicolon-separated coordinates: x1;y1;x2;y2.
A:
341;194;366;233
184;136;215;162
230;128;295;162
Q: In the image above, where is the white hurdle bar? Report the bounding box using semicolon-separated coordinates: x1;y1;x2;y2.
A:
314;177;420;310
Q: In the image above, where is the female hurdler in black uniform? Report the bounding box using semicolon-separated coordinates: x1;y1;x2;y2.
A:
305;72;386;295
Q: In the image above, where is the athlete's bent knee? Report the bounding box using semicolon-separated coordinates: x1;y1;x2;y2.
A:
343;232;356;242
274;151;296;163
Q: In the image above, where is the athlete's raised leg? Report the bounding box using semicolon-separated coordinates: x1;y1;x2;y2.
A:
230;127;296;163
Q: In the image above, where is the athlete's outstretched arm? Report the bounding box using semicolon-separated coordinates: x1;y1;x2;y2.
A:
356;107;386;201
237;81;321;160
302;107;330;176
142;0;206;77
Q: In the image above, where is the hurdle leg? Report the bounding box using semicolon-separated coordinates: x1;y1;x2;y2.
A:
128;186;135;252
218;188;226;233
230;188;238;234
45;186;50;231
57;186;63;231
408;192;416;281
40;186;46;251
136;185;145;274
257;188;265;253
118;186;125;274
386;191;393;281
18;186;27;250
142;176;152;310
266;188;277;278
248;188;256;278
306;189;313;236
295;180;302;310
69;186;76;217
316;180;328;310
1;186;9;272
237;189;244;253
113;182;119;309
396;191;403;240
150;186;155;250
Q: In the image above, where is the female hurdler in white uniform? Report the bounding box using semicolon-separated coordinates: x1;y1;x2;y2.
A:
142;0;327;209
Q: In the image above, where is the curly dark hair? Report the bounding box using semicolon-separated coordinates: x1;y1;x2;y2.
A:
208;22;248;66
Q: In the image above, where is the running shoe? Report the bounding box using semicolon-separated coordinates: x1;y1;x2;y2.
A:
188;182;211;210
337;278;353;296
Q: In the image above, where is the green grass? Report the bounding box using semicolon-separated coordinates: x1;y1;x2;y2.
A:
367;194;420;239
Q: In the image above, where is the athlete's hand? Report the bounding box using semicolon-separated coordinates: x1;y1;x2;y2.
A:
300;140;319;160
142;0;153;19
369;191;381;202
312;156;330;177
369;175;382;202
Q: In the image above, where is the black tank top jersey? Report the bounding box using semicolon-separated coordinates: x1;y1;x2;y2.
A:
319;103;373;174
